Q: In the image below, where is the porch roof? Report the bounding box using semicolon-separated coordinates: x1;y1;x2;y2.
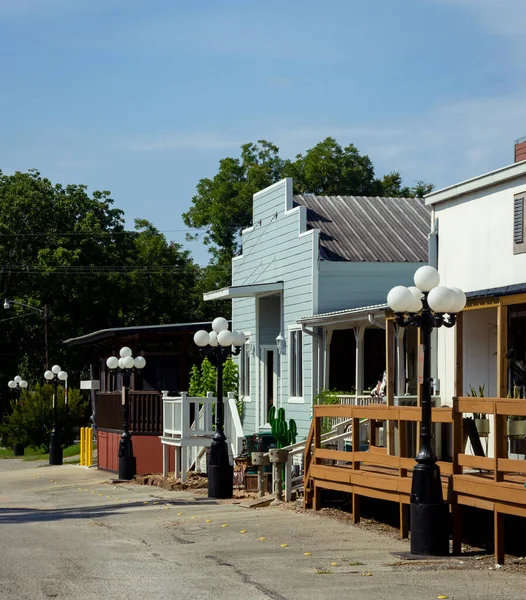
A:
203;281;283;301
297;303;388;327
466;282;526;300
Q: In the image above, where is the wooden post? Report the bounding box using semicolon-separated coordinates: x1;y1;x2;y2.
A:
494;403;505;482
454;312;464;397
352;417;360;470
352;492;361;524
494;510;505;565
451;397;463;554
386;319;396;455
497;304;508;399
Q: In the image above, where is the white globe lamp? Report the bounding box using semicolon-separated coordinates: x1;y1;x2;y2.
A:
58;371;68;381
44;370;54;381
427;286;454;313
209;331;219;347
106;356;119;370
387;286;414;313
52;365;61;375
119;346;132;358
212;317;228;334
134;356;146;370
414;265;440;292
448;287;467;313
407;286;424;313
217;329;234;347
193;330;210;347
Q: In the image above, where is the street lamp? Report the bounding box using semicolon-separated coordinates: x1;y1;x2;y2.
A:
193;318;245;499
106;347;146;481
387;266;466;556
44;364;68;466
4;299;49;369
8;376;28;456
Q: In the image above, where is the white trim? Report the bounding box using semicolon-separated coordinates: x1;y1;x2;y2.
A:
288;396;304;404
260;344;278;427
255;298;260;431
253;177;291;200
240;331;252;402
425;159;526;206
203;281;283;301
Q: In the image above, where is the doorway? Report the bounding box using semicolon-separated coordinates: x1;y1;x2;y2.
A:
260;346;277;426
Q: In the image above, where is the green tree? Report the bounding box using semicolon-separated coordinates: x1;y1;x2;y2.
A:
0;384;88;450
0;169;202;393
199;357;217;396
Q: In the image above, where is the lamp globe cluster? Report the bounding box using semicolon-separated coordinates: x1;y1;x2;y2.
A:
8;375;28;389
193;317;245;349
387;266;466;315
106;346;146;371
44;364;68;381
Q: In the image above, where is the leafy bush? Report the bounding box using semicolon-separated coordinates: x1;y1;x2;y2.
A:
0;383;89;450
314;388;355;434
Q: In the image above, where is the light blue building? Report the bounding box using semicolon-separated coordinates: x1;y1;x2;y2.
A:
204;178;431;439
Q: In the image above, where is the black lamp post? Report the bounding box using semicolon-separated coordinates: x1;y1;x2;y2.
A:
4;299;49;369
106;347;146;481
193;318;244;499
8;375;28;456
44;365;68;466
387;265;466;556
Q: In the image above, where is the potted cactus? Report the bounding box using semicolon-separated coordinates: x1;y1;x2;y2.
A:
469;385;490;437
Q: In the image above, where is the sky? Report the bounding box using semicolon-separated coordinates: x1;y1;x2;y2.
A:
1;0;525;265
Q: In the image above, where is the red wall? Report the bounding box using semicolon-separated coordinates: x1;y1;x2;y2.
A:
97;430;175;474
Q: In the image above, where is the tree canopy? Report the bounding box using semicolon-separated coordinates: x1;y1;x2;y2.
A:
0;169;203;398
182;137;434;268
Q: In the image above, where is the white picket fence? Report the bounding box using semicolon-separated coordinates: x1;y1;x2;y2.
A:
161;391;244;482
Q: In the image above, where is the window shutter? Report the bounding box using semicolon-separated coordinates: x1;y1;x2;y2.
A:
514;196;524;244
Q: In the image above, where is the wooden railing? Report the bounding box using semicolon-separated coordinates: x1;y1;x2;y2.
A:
454;396;526;480
95;390;162;433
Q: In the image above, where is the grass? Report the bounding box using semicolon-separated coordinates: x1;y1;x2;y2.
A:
0;443;96;461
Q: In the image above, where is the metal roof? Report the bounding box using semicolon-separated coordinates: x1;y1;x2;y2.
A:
294;195;430;262
298;303;388;326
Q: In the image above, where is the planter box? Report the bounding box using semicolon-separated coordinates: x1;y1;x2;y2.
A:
244;473;272;493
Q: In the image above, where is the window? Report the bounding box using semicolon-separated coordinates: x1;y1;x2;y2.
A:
290;329;303;397
240;342;251;397
514;193;526;254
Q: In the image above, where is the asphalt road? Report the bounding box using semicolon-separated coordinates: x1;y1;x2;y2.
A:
0;458;524;600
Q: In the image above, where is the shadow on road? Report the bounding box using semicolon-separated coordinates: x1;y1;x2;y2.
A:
0;498;219;524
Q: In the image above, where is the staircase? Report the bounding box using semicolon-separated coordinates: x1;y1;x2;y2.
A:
160;391;245;481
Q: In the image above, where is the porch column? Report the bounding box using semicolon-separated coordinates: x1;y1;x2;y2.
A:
395;327;406;396
354;326;366;395
497;303;508;398
324;329;333;389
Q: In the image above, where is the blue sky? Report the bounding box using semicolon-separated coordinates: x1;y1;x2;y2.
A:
1;0;525;264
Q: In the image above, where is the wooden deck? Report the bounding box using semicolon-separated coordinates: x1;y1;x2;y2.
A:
304;398;526;563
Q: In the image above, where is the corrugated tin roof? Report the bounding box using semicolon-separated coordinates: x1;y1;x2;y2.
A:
294;195;431;262
298;303;388;325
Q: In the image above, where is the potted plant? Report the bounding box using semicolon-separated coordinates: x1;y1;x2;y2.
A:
469;385;490;436
507;385;526;439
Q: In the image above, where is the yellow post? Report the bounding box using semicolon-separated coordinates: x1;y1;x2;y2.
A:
87;427;93;467
80;427;85;466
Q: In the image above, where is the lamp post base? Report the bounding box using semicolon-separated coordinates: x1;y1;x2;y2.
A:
118;435;136;480
410;502;449;556
208;439;233;499
13;444;25;457
410;462;449;555
49;428;63;466
119;456;137;481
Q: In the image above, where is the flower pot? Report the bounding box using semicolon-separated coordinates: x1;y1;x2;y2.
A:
12;443;25;456
475;419;490;437
507;420;526;439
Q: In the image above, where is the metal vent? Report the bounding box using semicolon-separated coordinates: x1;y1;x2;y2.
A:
514;196;524;244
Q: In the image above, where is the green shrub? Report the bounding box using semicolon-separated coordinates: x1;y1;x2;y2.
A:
0;383;88;450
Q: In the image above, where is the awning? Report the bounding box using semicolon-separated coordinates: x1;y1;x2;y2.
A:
297;303;388;328
203;281;284;302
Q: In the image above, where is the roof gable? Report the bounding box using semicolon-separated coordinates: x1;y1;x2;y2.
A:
294;194;431;262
